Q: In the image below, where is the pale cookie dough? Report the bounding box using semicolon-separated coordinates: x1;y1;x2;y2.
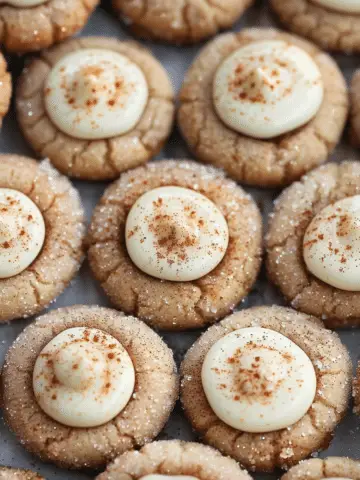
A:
281;457;360;480
96;440;253;480
351;70;360;146
1;305;179;470
178;28;348;187
88;160;262;330
0;155;85;323
266;161;360;328
181;306;352;472
355;362;360;415
0;467;44;480
112;0;254;44
0;0;99;53
271;0;360;53
16;36;175;181
0;52;11;127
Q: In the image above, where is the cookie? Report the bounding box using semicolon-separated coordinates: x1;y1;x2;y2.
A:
88;160;262;330
0;52;11;127
16;37;175;181
281;457;360;479
0;155;85;323
1;305;179;470
271;0;360;53
0;468;43;480
0;0;99;53
178;28;348;187
267;161;360;328
350;70;360;147
181;305;352;472
96;440;253;480
112;0;254;44
355;362;360;416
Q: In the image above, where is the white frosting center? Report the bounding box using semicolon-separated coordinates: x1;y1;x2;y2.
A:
0;188;45;279
125;186;229;282
303;195;360;291
202;327;317;433
0;0;47;6
44;49;148;140
311;0;360;13
141;476;199;480
213;40;324;139
33;327;135;428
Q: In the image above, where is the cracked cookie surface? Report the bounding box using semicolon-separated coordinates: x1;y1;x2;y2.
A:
0;0;99;53
0;155;85;323
180;305;352;472
178;28;348;188
0;467;44;480
96;440;253;479
267;161;360;328
271;0;360;53
16;37;175;181
112;0;254;44
281;457;360;479
88;160;262;330
351;70;360;147
1;305;179;470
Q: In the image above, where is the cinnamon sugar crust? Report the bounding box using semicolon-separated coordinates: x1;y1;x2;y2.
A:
16;37;175;180
88;160;262;330
96;440;253;480
178;28;348;187
267;161;360;328
282;457;360;479
1;306;179;470
351;70;360;147
0;155;85;323
0;468;44;480
0;52;11;127
180;306;352;472
354;362;360;416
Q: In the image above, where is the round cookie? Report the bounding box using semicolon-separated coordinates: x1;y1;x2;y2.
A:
1;305;179;470
267;161;360;328
0;52;11;127
281;457;360;479
16;36;175;181
355;362;360;416
96;440;253;480
178;28;348;188
0;154;85;323
112;0;254;44
0;468;43;480
271;0;360;53
88;160;262;330
0;0;99;53
350;70;360;147
181;305;352;472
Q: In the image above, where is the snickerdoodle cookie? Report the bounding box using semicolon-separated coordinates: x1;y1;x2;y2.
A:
351;70;360;146
0;468;43;480
0;53;11;127
112;0;254;44
0;154;85;323
0;0;99;53
1;305;179;470
271;0;360;53
88;160;262;330
0;466;45;480
281;457;360;480
355;362;360;415
267;161;360;328
181;305;352;472
16;37;174;181
96;440;253;480
178;28;348;187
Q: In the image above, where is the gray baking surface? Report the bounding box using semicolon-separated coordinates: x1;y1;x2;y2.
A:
0;1;359;479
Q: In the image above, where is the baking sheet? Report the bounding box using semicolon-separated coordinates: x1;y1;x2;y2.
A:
0;1;359;478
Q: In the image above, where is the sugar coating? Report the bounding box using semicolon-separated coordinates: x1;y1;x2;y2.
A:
88;160;262;330
0;155;85;323
0;0;99;53
354;362;360;416
267;161;360;328
178;28;348;188
0;467;44;479
0;51;11;126
1;305;179;470
112;0;254;44
281;457;360;479
350;70;360;147
96;440;253;480
180;306;352;472
16;37;175;181
271;0;360;53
